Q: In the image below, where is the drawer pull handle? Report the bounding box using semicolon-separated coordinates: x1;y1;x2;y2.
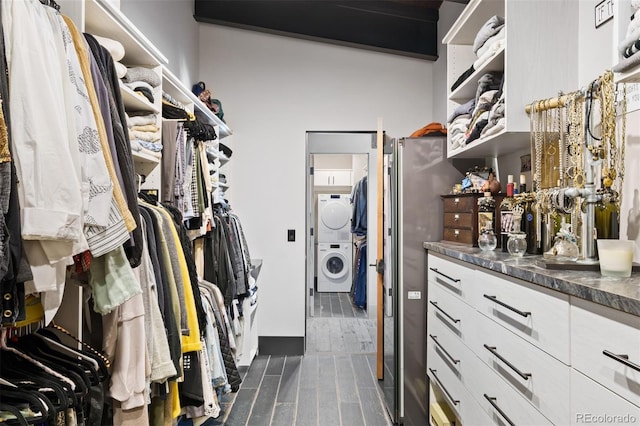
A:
429;368;459;405
429;334;460;364
429;301;460;324
454;229;460;238
484;344;532;380
483;394;515;426
429;268;461;283
483;294;531;317
454;214;460;221
454;198;460;205
603;350;640;372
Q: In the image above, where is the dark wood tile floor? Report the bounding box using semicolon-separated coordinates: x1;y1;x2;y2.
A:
217;292;392;426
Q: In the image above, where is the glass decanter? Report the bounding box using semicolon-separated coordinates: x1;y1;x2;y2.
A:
507;216;527;257
478;220;497;252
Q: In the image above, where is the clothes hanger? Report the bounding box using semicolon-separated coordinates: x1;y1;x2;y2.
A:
37;328;109;380
13;334;100;387
38;0;61;11
0;402;29;426
49;322;111;369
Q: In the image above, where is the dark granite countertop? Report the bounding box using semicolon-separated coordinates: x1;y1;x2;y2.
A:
423;242;640;317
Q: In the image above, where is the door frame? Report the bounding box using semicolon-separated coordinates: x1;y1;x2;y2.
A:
304;131;379;342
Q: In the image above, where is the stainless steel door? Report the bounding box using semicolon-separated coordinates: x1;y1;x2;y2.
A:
380;137;402;422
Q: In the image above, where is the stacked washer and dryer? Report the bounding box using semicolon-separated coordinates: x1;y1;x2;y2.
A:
317;194;353;292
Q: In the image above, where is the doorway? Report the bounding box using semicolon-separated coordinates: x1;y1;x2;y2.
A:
305;131;379;354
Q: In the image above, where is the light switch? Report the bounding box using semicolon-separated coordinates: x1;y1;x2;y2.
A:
287;229;295;242
408;291;421;300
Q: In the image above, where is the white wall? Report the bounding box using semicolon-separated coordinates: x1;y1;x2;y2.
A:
198;24;434;337
433;1;467;124
120;0;200;87
578;0;615;88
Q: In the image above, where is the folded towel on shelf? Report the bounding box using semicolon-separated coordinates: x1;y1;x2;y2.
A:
127;112;158;127
448;98;476;123
93;34;125;61
123;66;161;87
129;129;161;142
475;73;502;104
483;96;505;132
137;140;163;152
125;81;155;93
114;61;127;79
451;64;475;92
467;89;498;142
449;114;471;151
476;27;505;59
467;118;489;143
471;89;499;118
474;39;505;70
130;124;159;133
133;86;154;104
612;49;640;73
473;15;505;55
481;117;505;138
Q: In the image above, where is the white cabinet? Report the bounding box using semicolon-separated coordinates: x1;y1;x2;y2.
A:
571;369;640;426
571;297;640;408
426;252;640;425
443;0;578;159
314;169;352;186
470;308;570;425
471;268;571;364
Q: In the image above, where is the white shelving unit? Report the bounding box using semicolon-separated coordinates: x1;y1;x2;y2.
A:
55;0;238;343
443;0;579;160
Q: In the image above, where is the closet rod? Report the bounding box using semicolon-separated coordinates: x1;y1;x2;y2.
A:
525;78;605;114
524;95;568;114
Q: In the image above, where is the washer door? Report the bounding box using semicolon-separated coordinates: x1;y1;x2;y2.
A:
321;250;348;280
321;201;351;231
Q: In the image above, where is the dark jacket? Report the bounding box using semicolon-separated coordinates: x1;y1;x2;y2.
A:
84;33;143;268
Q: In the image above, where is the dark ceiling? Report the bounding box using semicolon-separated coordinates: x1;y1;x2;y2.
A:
194;1;459;60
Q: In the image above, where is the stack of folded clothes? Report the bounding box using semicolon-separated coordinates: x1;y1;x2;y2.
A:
123;66;161;105
126;111;161;158
614;1;640;72
473;16;505;71
448;99;475;152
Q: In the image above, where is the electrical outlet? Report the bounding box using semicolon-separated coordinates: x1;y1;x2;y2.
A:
408;291;421;300
287;229;295;242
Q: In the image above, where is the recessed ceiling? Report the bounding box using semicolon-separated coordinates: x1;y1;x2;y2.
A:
194;1;450;60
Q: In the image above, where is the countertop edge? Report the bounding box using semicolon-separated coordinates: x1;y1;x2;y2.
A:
423;242;640;317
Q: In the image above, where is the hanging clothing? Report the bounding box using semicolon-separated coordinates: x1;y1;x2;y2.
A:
84;32;143;268
352;241;367;309
351;176;367;236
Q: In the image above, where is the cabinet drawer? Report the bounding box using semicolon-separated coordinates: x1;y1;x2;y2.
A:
465;347;554;426
444;212;473;229
427;254;475;303
428;281;476;345
442;228;474;245
571;297;640;408
428;362;494;426
470;309;571;425
428;342;476;422
472;269;570;364
443;196;476;212
571;369;640;426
